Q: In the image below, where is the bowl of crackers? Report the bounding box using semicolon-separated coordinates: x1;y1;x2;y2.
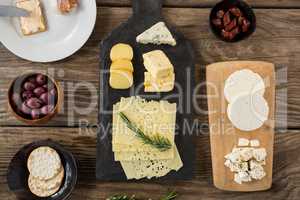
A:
7;140;77;200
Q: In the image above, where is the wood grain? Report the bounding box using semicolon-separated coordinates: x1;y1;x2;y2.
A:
1;8;299;128
207;61;275;191
0;127;299;199
98;0;300;8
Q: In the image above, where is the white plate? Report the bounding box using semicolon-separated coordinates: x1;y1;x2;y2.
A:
0;0;97;62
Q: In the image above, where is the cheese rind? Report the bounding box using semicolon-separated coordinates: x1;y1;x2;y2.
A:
16;0;47;36
143;50;174;80
136;22;177;46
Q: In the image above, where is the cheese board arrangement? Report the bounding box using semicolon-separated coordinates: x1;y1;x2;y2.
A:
96;0;196;181
3;0;282;198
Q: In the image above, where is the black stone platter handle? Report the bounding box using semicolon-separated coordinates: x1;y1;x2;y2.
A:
96;0;196;181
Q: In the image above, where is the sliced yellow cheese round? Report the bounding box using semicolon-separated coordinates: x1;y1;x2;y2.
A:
110;59;134;73
109;70;133;89
110;43;133;61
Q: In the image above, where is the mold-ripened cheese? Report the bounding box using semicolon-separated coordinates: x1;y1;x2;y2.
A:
143;50;174;80
16;0;47;36
227;93;269;131
238;138;250;147
136;22;177;46
112;97;177;148
120;145;183;180
224;69;265;103
250;139;260;147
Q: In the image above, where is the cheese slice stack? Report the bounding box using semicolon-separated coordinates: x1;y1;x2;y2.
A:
112;96;183;179
143;50;175;92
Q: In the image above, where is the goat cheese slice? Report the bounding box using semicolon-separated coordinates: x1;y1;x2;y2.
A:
224;69;265;103
227;93;269;131
136;22;177;46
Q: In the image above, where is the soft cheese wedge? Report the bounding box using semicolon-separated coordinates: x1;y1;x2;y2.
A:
109;70;133;89
136;22;177;46
16;0;47;36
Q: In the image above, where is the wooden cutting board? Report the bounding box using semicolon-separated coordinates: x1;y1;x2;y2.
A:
96;0;196;181
206;61;275;191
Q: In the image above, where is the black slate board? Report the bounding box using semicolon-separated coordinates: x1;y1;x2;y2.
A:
96;0;196;181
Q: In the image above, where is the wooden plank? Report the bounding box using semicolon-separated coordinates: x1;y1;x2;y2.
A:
1;8;300;128
0;127;300;199
98;0;300;8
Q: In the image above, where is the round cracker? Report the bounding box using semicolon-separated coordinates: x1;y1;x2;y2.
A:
28;175;61;197
27;146;62;180
28;167;65;191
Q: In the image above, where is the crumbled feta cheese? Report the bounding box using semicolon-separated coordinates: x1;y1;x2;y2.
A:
238;138;250;147
249;165;266;180
239;148;254;161
253;148;267;162
234;171;251;184
250;139;260;147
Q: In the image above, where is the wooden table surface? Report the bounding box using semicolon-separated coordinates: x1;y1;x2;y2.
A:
1;0;300;199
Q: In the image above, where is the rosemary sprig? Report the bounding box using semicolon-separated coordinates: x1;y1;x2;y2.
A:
107;191;178;200
119;112;172;152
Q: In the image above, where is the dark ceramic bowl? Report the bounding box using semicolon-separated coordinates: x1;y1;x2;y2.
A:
7;140;77;200
210;0;256;42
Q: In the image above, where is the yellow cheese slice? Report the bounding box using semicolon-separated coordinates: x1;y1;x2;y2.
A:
109;70;133;89
111;59;134;73
143;50;174;80
114;148;174;161
16;0;47;36
120;145;183;180
112;97;176;147
110;43;133;61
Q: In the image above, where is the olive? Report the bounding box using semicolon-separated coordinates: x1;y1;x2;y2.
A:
41;105;54;115
34;87;46;97
31;109;41;120
28;76;37;84
23;82;36;91
22;91;34;101
27;98;42;109
36;74;47;85
21;102;31;115
39;93;49;104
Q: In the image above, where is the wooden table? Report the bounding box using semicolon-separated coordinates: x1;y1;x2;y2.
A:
1;0;300;199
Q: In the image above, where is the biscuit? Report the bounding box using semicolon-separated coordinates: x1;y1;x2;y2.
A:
27;146;62;180
28;167;64;191
28;174;61;197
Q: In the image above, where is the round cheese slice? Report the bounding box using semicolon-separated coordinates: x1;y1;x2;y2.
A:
224;69;265;103
110;43;133;61
227;93;269;131
110;59;134;73
109;70;133;89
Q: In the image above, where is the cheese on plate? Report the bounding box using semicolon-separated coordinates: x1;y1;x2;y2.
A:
227;93;269;131
136;22;176;46
16;0;47;36
224;69;265;103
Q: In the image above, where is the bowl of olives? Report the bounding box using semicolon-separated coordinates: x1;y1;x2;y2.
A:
8;73;63;125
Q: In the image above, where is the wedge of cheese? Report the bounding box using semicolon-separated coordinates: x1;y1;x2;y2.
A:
110;59;134;73
136;22;177;46
143;50;174;80
144;72;175;92
16;0;47;36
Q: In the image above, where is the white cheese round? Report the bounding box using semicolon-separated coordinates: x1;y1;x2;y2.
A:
227;93;269;131
224;69;265;103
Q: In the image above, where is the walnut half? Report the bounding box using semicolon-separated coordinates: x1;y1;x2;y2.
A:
57;0;78;13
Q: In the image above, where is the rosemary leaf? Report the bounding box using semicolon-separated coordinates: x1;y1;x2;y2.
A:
160;191;178;200
106;194;137;200
119;112;172;152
